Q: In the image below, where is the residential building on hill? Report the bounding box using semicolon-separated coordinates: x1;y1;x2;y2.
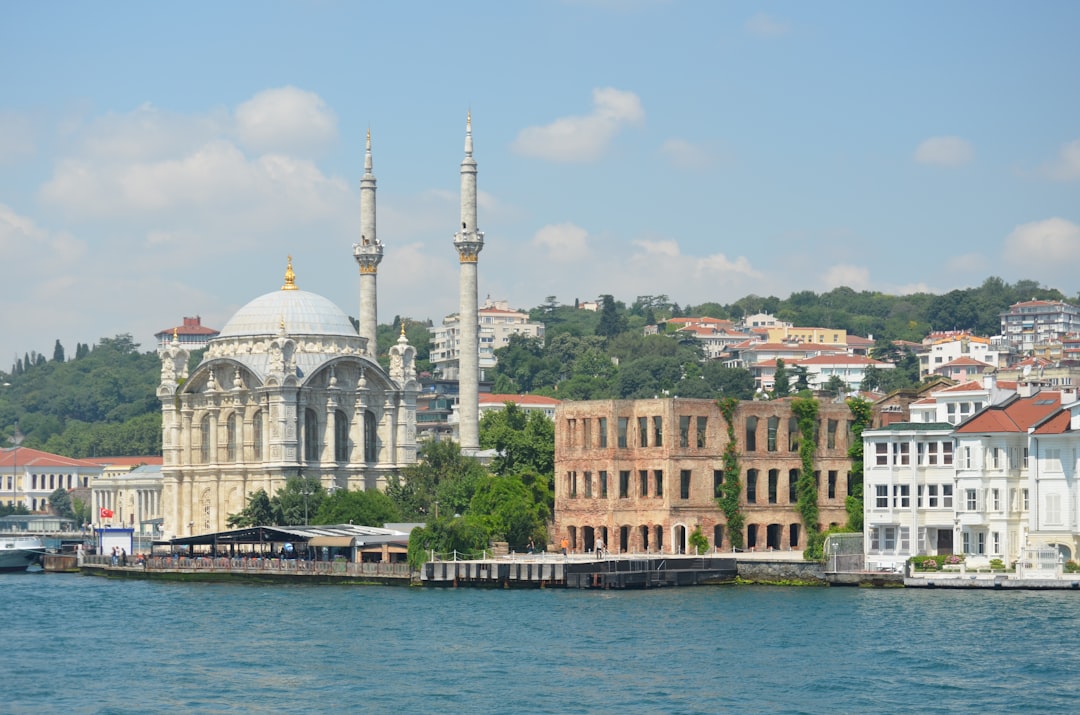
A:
554;397;863;556
1000;300;1080;353
430;298;544;381
916;333;1003;379
478;393;560;420
155;316;220;350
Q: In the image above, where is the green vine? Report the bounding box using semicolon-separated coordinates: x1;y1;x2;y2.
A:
717;397;744;550
845;396;873;533
791;395;822;560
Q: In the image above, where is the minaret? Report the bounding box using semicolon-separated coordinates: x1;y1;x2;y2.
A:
453;112;483;453
353;129;383;356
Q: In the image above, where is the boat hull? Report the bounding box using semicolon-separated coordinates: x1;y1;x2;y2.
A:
0;537;46;572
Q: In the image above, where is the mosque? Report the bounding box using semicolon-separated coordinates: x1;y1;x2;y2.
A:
156;117;485;537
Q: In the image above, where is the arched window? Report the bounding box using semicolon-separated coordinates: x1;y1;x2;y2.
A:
335;411;349;462
364;411;377;462
252;411;263;462
226;413;238;462
200;415;211;464
304;408;319;461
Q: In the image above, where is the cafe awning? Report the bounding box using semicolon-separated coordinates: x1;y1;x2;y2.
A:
308;535;356;548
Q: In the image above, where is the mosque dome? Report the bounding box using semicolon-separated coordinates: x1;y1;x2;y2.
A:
217;258;356;339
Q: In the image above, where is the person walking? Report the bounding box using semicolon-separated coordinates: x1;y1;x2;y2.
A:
595;536;605;559
561;537;569;556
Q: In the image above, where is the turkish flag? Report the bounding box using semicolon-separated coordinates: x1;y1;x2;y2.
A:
100;508;114;518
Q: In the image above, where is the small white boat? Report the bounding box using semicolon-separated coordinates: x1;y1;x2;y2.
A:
0;535;46;572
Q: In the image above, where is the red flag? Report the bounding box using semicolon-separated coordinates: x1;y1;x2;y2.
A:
100;507;114;519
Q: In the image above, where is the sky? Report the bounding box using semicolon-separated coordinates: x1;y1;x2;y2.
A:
2;1;1080;364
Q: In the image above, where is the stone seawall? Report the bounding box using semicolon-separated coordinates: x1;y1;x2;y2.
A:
737;559;826;584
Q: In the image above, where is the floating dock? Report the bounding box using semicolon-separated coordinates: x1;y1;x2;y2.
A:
421;555;738;588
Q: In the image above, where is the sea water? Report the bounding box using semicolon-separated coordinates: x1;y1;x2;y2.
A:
2;573;1078;714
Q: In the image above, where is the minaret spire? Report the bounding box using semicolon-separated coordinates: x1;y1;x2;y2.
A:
354;127;383;356
453;112;483;453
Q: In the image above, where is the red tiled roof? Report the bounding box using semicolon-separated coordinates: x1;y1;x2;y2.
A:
87;456;164;467
938;357;993;368
1032;410;1072;435
956;393;1062;434
797;354;889;366
479;394;561;406
938;381;984;393
0;447;103;469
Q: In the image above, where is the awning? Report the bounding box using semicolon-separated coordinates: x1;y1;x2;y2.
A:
308;536;356;548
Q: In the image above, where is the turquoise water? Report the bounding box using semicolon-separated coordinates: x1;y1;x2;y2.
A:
3;573;1078;714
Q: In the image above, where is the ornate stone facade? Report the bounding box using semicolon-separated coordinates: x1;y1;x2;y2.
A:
554;398;864;555
158;261;418;537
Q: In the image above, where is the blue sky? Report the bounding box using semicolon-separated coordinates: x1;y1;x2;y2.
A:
2;1;1079;363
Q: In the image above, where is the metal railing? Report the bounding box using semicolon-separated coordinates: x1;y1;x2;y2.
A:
83;554;411;578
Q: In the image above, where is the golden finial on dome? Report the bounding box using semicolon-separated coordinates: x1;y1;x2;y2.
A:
282;255;298;291
400;319;407;337
173;327;178;341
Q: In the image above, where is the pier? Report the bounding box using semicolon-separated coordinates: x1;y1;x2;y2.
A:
421;554;738;588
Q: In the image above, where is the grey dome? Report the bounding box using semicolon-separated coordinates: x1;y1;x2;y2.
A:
219;288;356;338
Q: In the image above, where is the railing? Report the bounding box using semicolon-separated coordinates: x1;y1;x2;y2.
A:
83;554;411;578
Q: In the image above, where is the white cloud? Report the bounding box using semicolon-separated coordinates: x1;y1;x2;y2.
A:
914;136;974;167
533;223;590;262
628;238;762;281
946;252;990;275
512;87;644;162
77;102;227;161
0;111;36;165
1040;139;1080;181
823;264;871;291
235;86;338;155
659;138;722;170
745;13;791;37
1004;217;1080;266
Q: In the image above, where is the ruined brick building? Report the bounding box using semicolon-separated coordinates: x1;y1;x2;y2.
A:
554;397;868;555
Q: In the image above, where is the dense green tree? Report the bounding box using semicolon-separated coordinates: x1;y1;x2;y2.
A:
274;475;327;525
772;358;791;398
227;489;276;527
596;294;628;339
479;403;554;479
469;475;548;549
407;514;491;567
48;487;75;520
386;440;488;520
313;488;400;526
52;340;65;363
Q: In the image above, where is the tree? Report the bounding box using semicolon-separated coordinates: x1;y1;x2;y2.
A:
313;488;400;527
688;526;709;555
49;487;75;521
274;475;327;525
469;475;548;550
52;340;65;363
772;359;791;398
407;515;490;567
824;375;847;398
596;294;628;339
479;403;554;479
386;440;488;520
227;489;275;527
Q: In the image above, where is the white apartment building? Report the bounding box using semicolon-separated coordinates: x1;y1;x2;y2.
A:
862;421;958;571
430;298;544;380
917;333;1002;379
1000;300;1080;353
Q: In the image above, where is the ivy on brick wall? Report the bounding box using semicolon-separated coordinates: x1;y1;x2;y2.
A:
845;396;873;533
717;397;745;550
791;395;823;560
